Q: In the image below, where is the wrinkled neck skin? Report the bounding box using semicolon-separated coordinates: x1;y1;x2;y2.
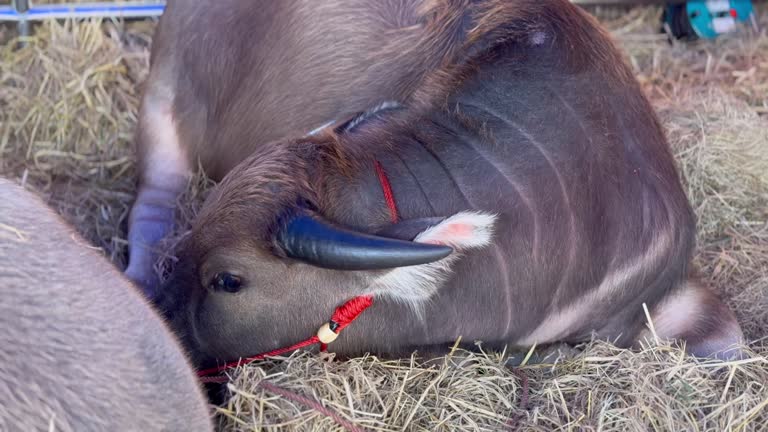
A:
312;119;518;360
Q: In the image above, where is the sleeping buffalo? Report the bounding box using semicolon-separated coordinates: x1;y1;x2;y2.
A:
143;0;744;369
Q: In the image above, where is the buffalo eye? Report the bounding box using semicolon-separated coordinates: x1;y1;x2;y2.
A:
210;272;243;293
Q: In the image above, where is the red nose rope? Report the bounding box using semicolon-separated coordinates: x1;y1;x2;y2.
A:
196;295;374;381
196;160;397;383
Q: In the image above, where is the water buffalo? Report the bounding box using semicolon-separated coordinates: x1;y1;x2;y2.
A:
151;0;744;370
126;0;455;294
0;179;213;432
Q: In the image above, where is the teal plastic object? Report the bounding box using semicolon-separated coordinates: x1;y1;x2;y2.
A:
683;0;754;39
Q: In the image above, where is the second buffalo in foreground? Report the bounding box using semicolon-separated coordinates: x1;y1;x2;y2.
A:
156;0;744;369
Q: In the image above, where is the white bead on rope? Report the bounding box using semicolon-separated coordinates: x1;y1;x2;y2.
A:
317;322;339;344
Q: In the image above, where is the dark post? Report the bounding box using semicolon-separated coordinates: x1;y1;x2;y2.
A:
13;0;31;42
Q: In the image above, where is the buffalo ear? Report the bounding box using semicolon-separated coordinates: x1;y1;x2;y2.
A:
366;211;498;307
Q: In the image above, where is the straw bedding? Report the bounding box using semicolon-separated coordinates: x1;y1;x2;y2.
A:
1;3;766;431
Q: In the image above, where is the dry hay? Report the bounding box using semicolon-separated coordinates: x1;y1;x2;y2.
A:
1;3;767;431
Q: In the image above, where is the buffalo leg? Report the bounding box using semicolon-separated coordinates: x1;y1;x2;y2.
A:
125;94;190;299
639;279;744;360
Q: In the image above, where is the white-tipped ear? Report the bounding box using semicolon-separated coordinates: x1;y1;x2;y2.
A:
367;211;498;309
412;211;496;249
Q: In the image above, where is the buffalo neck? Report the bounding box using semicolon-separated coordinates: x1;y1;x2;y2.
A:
313;115;521;357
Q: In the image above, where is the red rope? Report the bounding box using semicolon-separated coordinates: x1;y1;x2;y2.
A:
374;160;398;222
197;295;374;378
329;295;374;333
197;336;320;377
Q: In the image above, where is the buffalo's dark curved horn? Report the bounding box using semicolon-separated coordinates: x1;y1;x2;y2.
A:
276;214;453;270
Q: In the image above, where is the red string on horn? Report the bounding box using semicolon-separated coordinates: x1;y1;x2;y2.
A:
374;160;398;223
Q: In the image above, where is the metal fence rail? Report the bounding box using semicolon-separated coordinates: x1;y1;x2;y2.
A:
1;1;165;21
